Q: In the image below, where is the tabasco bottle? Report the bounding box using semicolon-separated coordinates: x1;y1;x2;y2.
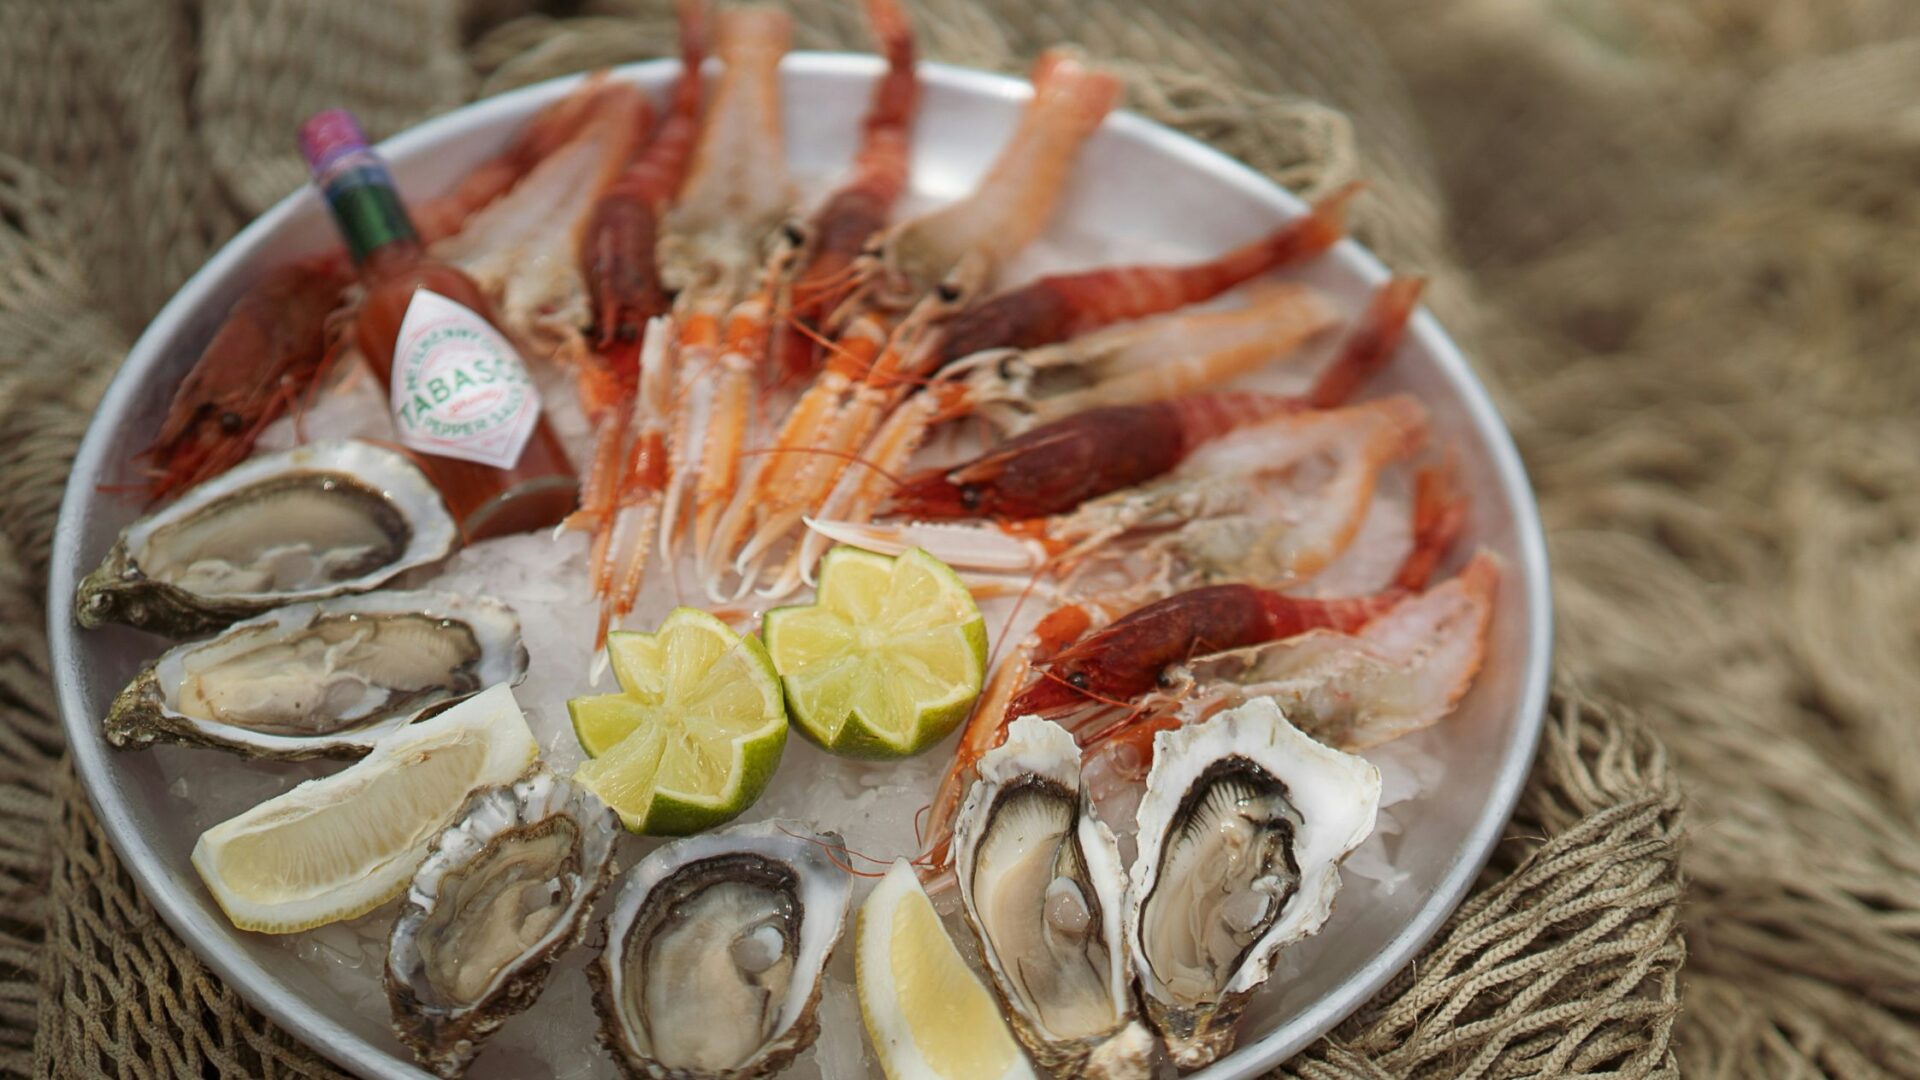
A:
298;109;578;541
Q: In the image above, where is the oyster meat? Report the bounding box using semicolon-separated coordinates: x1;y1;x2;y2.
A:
386;766;619;1078
76;439;456;636
105;591;526;759
1126;698;1381;1069
954;716;1153;1079
591;819;852;1079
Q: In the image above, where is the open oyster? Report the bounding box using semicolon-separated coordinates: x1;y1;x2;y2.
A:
590;819;852;1079
954;716;1153;1079
386;766;619;1077
104;591;526;759
1126;698;1381;1069
76;439;456;636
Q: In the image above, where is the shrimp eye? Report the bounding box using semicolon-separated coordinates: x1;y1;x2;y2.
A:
935;282;964;305
218;411;244;434
781;222;807;247
958;485;982;511
1067;670;1090;690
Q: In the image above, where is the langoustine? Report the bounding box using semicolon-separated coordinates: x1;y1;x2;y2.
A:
654;4;796;571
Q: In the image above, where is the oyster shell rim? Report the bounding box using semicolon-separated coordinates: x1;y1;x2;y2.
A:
103;590;529;760
75;439;457;636
384;765;621;1079
1123;698;1382;1070
588;818;853;1080
953;715;1150;1078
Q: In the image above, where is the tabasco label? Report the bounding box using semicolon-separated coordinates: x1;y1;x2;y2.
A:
390;290;540;469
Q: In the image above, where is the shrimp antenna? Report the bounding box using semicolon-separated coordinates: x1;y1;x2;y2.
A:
739;444;909;490
776;824;892;878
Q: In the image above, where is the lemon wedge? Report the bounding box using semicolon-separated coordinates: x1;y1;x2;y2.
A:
857;860;1037;1080
191;684;539;933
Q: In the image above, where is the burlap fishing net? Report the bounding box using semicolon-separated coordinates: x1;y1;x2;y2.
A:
3;0;1915;1075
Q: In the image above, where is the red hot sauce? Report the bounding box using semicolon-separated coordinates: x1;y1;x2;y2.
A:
299;109;578;541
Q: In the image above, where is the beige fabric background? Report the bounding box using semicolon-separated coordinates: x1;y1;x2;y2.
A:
0;0;1914;1075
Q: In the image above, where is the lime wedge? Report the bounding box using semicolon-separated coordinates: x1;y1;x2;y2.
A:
763;547;987;759
569;608;787;835
192;685;539;933
857;860;1037;1079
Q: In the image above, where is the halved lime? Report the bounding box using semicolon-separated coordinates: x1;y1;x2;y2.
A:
763;547;987;759
568;608;787;835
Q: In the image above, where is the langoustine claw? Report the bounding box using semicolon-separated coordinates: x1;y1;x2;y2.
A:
656;4;795;568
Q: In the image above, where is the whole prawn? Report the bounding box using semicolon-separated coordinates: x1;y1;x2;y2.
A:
930;180;1360;370
809;280;1423;581
1011;459;1468;724
654;4;796;568
693;0;921;597
767;0;919;379
891;277;1422;522
569;0;710;617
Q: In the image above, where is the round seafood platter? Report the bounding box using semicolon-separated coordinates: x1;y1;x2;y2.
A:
48;6;1551;1079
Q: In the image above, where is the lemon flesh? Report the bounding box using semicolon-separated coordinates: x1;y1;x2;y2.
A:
569;607;787;835
857;860;1037;1080
191;684;540;933
764;547;987;758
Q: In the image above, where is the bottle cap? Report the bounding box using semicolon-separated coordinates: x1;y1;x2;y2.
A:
299;109;374;183
297;109;416;262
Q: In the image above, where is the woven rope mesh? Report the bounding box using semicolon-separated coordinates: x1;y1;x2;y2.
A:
3;0;1917;1075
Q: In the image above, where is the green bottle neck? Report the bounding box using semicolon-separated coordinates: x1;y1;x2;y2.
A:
325;174;421;266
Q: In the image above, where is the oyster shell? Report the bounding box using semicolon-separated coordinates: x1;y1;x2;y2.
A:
954;716;1153;1079
1126;698;1381;1069
386;766;620;1077
104;591;527;759
591;819;852;1079
76;439;456;636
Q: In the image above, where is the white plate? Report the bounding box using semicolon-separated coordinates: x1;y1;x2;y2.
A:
47;54;1552;1080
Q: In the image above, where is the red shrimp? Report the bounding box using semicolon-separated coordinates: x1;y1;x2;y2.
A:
579;0;709;393
887;275;1423;521
770;0;919;379
1010;452;1466;721
139;259;352;500
931;180;1362;367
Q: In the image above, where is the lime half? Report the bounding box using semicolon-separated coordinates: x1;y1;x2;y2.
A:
763;546;987;759
569;608;787;835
